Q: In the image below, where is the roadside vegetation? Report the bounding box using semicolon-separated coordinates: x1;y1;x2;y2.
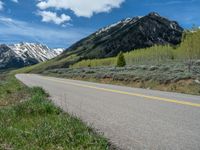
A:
0;74;30;106
44;61;200;95
0;74;110;149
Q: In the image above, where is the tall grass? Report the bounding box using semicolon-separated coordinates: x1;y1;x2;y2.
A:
0;87;109;149
0;75;110;149
0;75;30;106
71;29;200;68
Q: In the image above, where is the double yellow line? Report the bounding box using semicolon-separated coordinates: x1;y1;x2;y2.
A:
43;76;200;108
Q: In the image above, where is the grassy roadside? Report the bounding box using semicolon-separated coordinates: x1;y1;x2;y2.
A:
0;75;30;107
0;74;111;149
43;62;200;95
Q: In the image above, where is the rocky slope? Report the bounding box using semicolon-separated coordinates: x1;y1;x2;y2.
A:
0;43;64;70
65;12;183;59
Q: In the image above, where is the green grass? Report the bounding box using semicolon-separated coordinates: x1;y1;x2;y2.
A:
0;75;111;150
0;75;30;106
71;57;116;68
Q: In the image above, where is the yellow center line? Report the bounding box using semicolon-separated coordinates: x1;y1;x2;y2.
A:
43;76;200;108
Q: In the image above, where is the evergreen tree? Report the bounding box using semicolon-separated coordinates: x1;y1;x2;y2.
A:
116;52;126;67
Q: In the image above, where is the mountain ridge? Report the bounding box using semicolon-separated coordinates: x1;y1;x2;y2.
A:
0;42;64;70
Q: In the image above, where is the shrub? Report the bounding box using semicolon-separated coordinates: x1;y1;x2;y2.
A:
116;52;126;67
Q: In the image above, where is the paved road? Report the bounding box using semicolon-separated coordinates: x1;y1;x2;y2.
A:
16;74;200;150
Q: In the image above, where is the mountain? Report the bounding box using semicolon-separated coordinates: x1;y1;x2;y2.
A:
12;12;184;73
0;44;25;69
65;12;183;59
0;42;64;70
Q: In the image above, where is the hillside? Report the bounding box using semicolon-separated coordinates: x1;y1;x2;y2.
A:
72;29;200;68
0;43;63;70
65;12;183;59
18;12;183;73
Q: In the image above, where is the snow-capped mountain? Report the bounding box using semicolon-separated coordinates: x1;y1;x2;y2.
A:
67;12;183;59
0;42;64;70
9;42;64;62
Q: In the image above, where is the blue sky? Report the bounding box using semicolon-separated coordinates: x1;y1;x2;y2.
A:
0;0;199;48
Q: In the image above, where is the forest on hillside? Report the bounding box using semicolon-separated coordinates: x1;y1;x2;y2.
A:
72;29;200;69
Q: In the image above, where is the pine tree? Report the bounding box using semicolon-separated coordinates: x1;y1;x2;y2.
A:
116;52;126;67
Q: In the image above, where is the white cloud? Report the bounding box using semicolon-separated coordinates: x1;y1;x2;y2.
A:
0;17;14;24
37;0;125;17
37;11;71;25
0;1;3;10
11;0;19;3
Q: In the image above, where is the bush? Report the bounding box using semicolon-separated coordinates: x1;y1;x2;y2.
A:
116;52;126;67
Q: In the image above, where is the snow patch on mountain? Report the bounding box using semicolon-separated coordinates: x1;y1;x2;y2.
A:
53;48;64;55
95;17;142;35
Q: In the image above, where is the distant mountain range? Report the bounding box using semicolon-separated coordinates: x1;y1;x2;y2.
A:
0;42;64;70
65;12;183;59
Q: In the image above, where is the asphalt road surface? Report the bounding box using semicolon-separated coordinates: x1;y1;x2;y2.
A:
16;74;200;150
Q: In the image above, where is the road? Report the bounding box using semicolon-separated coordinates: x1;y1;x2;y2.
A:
16;74;200;150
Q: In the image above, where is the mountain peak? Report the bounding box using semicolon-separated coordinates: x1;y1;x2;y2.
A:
148;12;160;17
66;12;183;60
0;43;64;70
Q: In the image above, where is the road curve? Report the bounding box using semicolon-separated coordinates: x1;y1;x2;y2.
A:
16;74;200;150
